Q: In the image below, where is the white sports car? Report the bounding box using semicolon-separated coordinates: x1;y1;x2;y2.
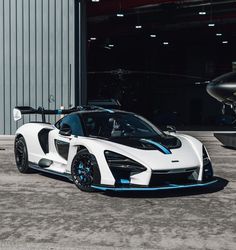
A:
13;106;217;192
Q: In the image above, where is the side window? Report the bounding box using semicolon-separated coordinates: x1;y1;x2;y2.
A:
55;119;62;129
56;114;84;136
83;116;97;136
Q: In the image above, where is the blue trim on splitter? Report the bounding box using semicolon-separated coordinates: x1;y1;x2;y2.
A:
141;139;172;154
91;179;218;191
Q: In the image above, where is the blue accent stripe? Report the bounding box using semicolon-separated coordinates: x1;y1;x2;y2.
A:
91;179;218;191
141;139;171;154
119;179;130;184
57;109;62;115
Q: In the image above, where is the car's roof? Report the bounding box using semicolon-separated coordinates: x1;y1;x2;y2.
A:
71;109;134;116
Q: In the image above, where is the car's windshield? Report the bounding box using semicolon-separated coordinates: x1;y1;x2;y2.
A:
81;112;164;139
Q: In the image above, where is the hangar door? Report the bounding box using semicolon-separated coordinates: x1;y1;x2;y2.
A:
0;0;85;134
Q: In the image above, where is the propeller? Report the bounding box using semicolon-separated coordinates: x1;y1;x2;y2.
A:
88;68;204;80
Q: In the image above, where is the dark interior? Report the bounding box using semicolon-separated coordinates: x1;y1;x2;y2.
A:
86;0;236;129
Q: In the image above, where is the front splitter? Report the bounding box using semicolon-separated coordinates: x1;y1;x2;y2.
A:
91;179;218;191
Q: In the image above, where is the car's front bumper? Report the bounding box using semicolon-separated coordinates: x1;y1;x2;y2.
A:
91;178;218;191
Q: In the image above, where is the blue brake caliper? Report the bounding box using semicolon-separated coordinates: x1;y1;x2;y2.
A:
78;162;84;181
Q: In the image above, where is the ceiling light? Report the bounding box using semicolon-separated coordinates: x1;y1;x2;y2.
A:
91;0;100;2
199;11;206;15
216;33;222;36
135;25;142;29
222;41;228;44
117;13;124;17
150;34;156;38
108;44;114;47
90;37;97;41
163;42;169;45
208;23;215;27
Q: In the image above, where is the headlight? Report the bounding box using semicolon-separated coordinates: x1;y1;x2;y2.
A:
203;146;210;166
104;151;146;172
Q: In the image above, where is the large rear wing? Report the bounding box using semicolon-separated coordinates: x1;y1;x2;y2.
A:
13;99;121;123
13;106;81;122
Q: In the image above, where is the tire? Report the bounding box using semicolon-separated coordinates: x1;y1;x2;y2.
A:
14;136;30;173
71;149;95;192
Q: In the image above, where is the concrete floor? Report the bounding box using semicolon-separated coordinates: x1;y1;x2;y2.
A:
0;132;235;250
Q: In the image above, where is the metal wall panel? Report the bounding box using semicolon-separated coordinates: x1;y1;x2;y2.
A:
0;0;75;134
0;0;5;133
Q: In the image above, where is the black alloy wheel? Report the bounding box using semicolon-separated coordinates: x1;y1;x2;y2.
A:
71;149;95;192
14;136;30;173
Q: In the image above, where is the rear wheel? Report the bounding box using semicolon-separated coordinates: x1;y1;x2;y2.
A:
71;149;95;192
14;136;30;173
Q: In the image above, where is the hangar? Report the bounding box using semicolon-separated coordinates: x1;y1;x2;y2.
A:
87;0;236;129
1;0;236;133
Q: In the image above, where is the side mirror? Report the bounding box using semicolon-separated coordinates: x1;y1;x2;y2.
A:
167;125;176;133
59;124;72;136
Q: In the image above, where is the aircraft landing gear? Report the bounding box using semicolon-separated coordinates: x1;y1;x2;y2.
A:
222;104;226;115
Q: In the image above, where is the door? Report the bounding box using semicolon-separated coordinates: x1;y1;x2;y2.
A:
54;114;84;160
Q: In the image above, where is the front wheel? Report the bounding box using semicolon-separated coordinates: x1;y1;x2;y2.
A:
14;136;30;173
71;149;95;192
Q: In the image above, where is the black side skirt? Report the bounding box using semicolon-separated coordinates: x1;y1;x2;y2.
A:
28;162;73;181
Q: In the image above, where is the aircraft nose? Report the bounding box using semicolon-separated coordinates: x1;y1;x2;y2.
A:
206;81;233;102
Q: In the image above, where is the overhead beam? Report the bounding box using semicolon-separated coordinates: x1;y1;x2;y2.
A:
88;0;236;17
87;0;176;17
